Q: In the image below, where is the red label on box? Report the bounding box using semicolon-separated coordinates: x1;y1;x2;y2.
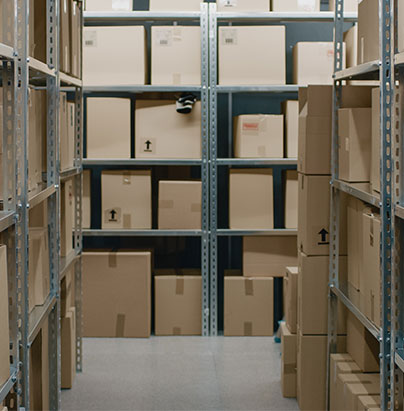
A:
243;122;259;131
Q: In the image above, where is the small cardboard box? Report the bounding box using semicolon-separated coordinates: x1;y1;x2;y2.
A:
229;169;274;229
83;26;146;86
61;307;76;389
285;170;298;229
155;276;202;336
272;0;320;11
371;87;380;194
282;100;299;159
151;26;201;86
149;0;201;11
357;395;381;411
329;353;356;410
0;0;15;47
284;267;298;334
83;169;91;229
233;114;284;158
218;0;269;12
224;277;274;336
219;26;285;85
101;170;152;229
83;251;152;338
61;179;74;257
357;0;379;65
0;246;9;387
243;236;297;277
86;97;131;159
280;322;297;398
158;181;202;230
85;0;132;11
135;100;201;159
343;375;380;411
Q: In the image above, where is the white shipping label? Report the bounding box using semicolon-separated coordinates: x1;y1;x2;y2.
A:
112;0;132;11
84;30;97;48
221;29;238;46
219;0;238;7
155;29;173;47
298;0;316;11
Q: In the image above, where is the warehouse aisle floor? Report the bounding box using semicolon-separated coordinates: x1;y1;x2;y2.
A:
61;336;298;411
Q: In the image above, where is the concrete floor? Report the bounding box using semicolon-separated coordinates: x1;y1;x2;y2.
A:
61;336;299;411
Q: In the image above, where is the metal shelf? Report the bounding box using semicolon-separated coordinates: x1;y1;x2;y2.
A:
60;72;83;87
28;57;56;79
217;158;297;166
0;368;18;403
60;250;80;281
28;294;57;344
395;350;404;373
0;211;16;232
60;167;83;180
216;85;299;94
84;85;202;94
0;42;14;60
217;229;297;237
332;180;381;208
83;229;203;237
334;60;380;81
83;158;202;166
84;10;201;23
28;185;57;209
216;11;357;22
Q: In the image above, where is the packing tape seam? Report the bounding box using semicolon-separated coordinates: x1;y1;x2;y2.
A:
108;252;117;268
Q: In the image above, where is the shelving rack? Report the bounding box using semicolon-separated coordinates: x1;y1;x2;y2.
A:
0;0;83;409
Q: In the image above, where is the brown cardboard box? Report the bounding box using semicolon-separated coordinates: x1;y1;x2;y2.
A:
101;170;152;229
86;97;131;159
218;0;269;12
61;179;74;257
29;200;48;229
135;100;201;159
243;236;297;277
61;266;75;318
70;0;81;78
338;108;372;183
83;169;91;229
61;307;76;389
298;173;347;256
272;0;319;11
67;101;76;164
280;322;297;398
60;94;75;171
357;0;379;65
229;169;273;229
344;376;380;411
158;181;201;230
83;26;146;86
83;251;151;337
149;0;201;11
297;333;346;411
371;87;380;194
357;395;381;411
329;353;356;410
151;26;200;86
284;266;298;333
398;1;404;53
0;0;14;47
329;0;359;12
224;277;274;336
29;331;43;410
233;114;284;158
282;100;299;158
85;0;132;11
344;24;357;68
347;312;379;372
332;361;363;410
362;211;381;327
0;246;9;387
218;26;285;86
60;0;71;73
33;0;47;63
293;42;344;86
155;276;202;336
285;170;298;229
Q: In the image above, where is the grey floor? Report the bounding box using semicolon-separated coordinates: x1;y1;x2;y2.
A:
61;336;299;411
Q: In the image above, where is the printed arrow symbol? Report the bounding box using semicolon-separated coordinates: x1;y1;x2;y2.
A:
145;140;152;150
110;209;117;220
318;228;329;243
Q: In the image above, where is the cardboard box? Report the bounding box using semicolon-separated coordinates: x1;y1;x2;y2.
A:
83;169;91;229
297;333;346;411
345;24;357;68
347;312;380;372
329;0;359;12
357;395;381;411
298;253;347;335
60;0;70;73
155;276;202;336
0;246;9;387
29;331;43;410
333;362;363;410
83;26;146;86
218;0;269;12
29;200;48;229
149;0;201;11
398;0;404;53
338;107;372;183
280;322;297;398
60;94;75;171
135;100;201;159
229;169;274;229
282;100;299;158
243;236;297;277
151;26;200;86
357;0;379;65
61;266;75;318
284;266;298;333
0;0;15;47
293;42;344;86
233;114;284;158
33;0;47;62
371;87;380;193
85;0;132;11
61;179;74;257
101;170;152;229
272;0;319;11
344;375;380;411
86;97;131;159
329;353;356;410
224;277;274;336
83;251;152;337
158;181;201;230
219;26;285;85
70;0;81;78
285;170;298;229
61;307;76;389
298;173;347;256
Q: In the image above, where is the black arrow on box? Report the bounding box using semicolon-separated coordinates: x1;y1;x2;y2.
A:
318;228;329;245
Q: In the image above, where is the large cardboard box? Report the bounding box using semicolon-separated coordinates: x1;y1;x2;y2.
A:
70;0;81;78
149;0;201;11
101;170;152;229
285;170;298;229
0;246;9;387
233;114;283;158
357;0;379;65
298;173;347;256
293;42;344;86
83;26;146;86
347;312;380;372
399;1;404;53
280;322;297;398
224;277;274;336
158;181;202;230
151;26;200;86
284;266;298;333
243;236;297;277
85;0;132;11
61;179;74;257
135;100;201;159
155;276;202;336
218;26;285;85
282;100;298;158
329;0;359;12
83;251;151;337
272;0;319;11
229;169;273;229
60;0;70;73
344;377;380;411
357;395;381;411
218;0;269;12
61;307;76;389
297;333;346;411
83;169;91;229
371;87;380;193
338;107;372;183
86;97;131;159
298;253;347;335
